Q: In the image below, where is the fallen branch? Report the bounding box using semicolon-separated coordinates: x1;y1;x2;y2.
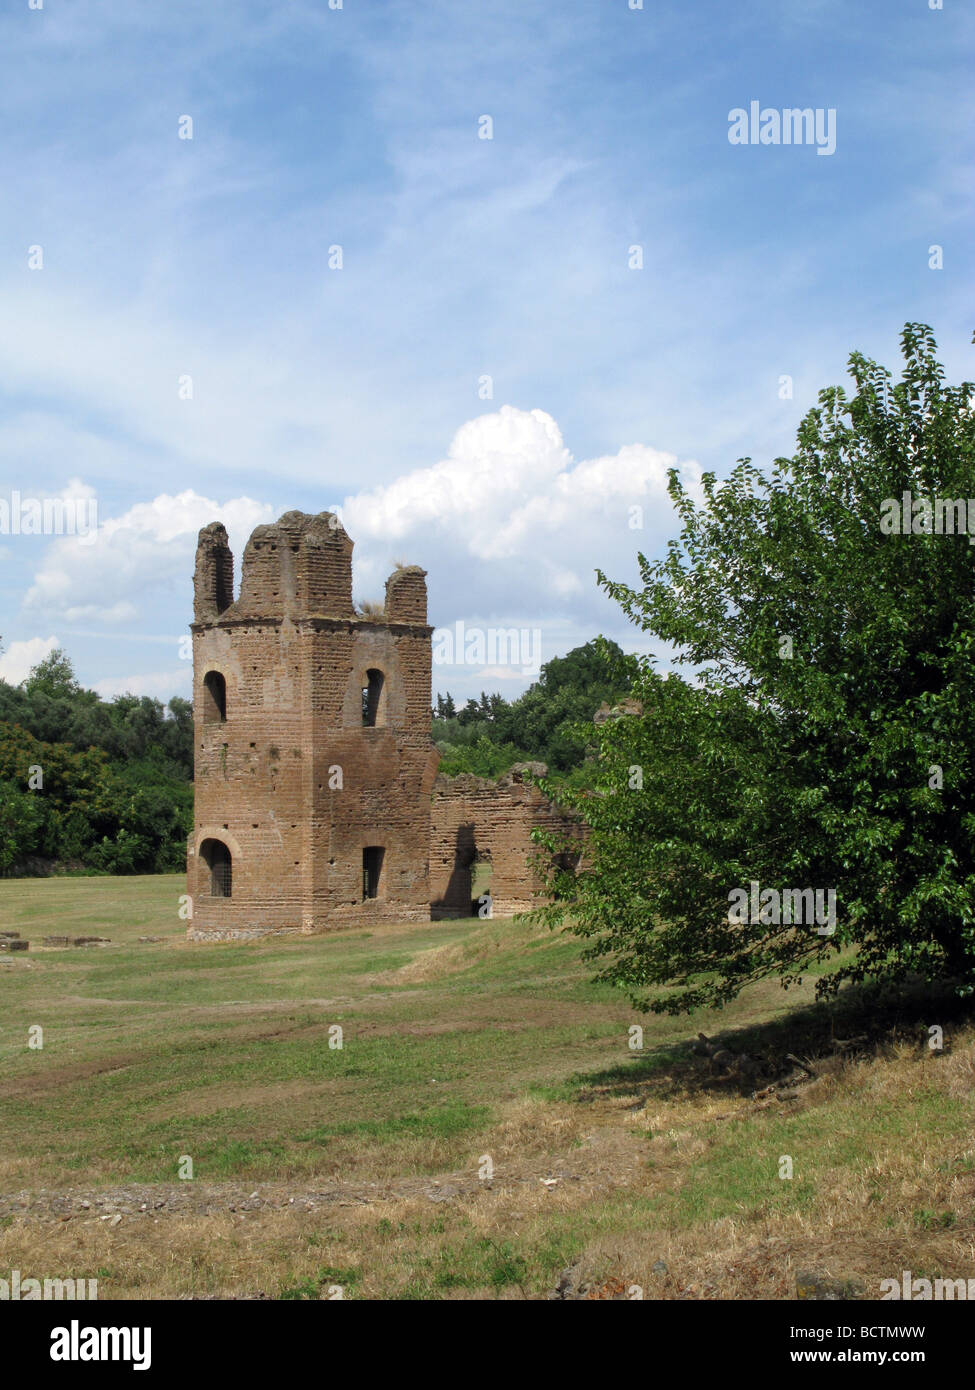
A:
785;1053;817;1078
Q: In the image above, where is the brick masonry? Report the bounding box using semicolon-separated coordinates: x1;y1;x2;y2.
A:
429;764;581;918
187;511;579;940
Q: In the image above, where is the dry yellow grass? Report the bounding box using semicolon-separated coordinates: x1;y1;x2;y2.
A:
2;1027;973;1299
2;875;973;1299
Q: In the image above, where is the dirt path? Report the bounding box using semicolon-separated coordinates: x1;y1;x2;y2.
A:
0;1174;562;1222
0;1117;646;1225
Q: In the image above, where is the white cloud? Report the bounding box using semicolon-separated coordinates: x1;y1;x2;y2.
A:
345;408;571;554
0;635;59;685
16;415;696;643
344;405;700;624
93;668;192;702
23;489;274;623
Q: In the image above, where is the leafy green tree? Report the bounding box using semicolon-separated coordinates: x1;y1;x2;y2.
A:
0;718;192;876
0;781;46;871
495;639;639;770
23;648;80;699
432;639;638;775
435;733;530;778
536;325;975;1012
158;697;194;777
457;697;482;727
0;644;194;784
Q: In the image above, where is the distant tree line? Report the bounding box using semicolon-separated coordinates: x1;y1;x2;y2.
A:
0;648;192;775
0;635;638;876
0;647;192;875
431;639;639;780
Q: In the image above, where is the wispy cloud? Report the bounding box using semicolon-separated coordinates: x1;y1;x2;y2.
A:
0;0;971;695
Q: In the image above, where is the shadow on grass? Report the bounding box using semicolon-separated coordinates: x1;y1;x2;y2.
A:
534;975;975;1105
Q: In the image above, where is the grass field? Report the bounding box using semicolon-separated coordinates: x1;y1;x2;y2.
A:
1;874;974;1300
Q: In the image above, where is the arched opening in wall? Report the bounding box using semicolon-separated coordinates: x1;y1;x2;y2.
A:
362;669;385;727
202;670;227;723
470;850;493;917
553;849;581;875
201;839;232;898
362;846;384;900
440;823;476;918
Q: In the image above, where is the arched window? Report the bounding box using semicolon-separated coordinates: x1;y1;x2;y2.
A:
203;670;227;723
201;838;232;898
362;669;385;727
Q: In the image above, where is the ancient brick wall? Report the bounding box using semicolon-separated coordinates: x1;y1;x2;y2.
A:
188;511;581;940
429;764;582;918
187;511;437;940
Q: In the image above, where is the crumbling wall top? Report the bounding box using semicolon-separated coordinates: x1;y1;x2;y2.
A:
230;510;355;620
193;522;234;623
193;510;429;628
385;565;428;625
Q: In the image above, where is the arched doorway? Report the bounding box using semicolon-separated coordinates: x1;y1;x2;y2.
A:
200;838;232;897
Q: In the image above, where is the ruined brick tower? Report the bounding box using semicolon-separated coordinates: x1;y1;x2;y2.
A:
187;510;440;939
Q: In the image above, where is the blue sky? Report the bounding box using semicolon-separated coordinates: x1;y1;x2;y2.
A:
0;0;971;702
